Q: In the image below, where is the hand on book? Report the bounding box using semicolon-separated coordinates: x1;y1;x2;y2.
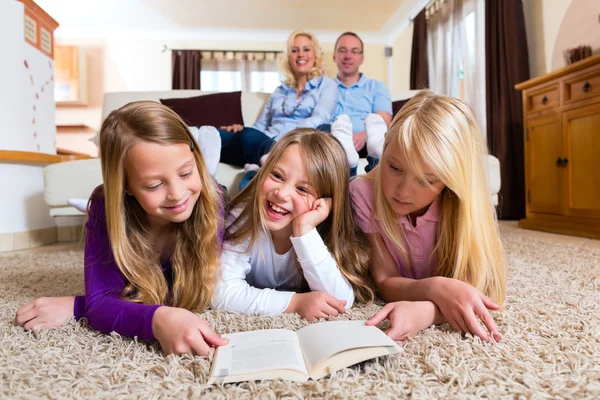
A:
366;301;438;342
286;291;346;321
152;306;228;356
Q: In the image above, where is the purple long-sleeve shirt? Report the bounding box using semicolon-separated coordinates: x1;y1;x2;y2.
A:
74;186;223;341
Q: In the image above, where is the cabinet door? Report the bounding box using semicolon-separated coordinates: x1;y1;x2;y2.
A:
562;103;600;218
525;115;563;215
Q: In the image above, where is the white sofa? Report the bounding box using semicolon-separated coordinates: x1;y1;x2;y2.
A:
44;90;501;217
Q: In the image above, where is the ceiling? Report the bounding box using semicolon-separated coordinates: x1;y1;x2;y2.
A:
142;0;404;31
35;0;423;43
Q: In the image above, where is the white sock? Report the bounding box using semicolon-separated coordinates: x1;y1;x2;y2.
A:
67;198;88;213
195;126;221;177
331;114;359;168
365;113;387;160
244;163;260;173
260;154;269;166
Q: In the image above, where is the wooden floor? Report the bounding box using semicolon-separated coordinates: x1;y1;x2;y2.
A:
498;220;600;250
6;221;600;256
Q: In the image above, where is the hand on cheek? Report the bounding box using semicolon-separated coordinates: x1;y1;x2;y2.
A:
292;197;332;237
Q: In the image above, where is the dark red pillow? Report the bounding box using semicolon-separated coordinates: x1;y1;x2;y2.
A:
160;91;244;127
392;99;410;118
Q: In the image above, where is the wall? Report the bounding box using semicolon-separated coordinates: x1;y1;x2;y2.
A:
0;0;56;236
523;0;573;77
391;23;414;95
551;0;600;71
1;2;26;152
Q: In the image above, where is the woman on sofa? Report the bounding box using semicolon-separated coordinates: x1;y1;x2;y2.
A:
199;29;337;170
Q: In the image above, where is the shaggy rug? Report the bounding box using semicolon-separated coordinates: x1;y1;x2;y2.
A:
1;232;599;399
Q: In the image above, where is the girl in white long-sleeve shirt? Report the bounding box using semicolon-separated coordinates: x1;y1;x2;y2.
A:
212;128;375;321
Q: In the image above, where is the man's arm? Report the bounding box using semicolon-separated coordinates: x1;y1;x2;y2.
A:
373;81;393;127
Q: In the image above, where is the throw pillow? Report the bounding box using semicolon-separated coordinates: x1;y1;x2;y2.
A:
392;99;410;118
160;91;244;127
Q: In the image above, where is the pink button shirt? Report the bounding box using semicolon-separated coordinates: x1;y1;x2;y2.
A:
349;177;441;280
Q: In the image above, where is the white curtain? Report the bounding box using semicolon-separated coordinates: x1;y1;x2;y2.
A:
426;0;487;137
201;51;279;93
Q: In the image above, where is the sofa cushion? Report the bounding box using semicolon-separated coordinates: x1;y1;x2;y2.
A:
392;99;410;118
160;91;244;127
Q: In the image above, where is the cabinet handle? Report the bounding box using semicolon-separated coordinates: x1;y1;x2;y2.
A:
541;96;548;105
562;158;568;167
583;82;591;92
555;157;562;167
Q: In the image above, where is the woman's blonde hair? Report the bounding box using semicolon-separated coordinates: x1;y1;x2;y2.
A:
279;30;327;88
369;90;507;304
97;101;222;311
226;129;375;303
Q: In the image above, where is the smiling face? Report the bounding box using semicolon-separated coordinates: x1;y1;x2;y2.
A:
380;138;446;219
333;34;364;78
261;144;316;237
125;141;202;229
288;34;316;79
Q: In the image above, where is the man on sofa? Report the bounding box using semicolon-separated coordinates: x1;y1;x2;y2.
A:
318;32;393;174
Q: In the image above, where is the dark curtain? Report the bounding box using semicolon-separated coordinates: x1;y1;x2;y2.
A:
171;50;202;90
410;9;429;90
485;0;530;220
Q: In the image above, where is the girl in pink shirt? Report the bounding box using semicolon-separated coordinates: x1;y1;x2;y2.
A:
351;90;507;343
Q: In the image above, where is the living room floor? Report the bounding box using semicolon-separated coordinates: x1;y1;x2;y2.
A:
7;221;600;255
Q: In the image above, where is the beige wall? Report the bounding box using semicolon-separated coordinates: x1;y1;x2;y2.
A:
391;24;414;95
523;0;573;78
551;0;600;71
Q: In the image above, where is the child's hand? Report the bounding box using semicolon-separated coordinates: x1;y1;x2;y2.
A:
365;301;435;342
429;277;501;342
285;291;346;321
292;197;332;237
152;306;229;356
14;296;76;330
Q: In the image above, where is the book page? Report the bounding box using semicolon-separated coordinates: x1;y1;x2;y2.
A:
296;320;399;374
210;329;308;378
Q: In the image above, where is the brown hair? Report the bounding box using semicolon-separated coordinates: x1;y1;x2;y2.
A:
226;128;375;303
98;100;222;311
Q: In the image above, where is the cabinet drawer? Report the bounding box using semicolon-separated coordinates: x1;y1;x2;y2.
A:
564;68;600;104
526;85;559;113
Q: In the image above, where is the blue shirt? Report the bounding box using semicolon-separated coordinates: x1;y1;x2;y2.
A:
332;74;392;133
252;76;338;140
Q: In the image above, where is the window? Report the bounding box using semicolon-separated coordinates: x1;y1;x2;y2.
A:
426;0;486;136
200;51;281;93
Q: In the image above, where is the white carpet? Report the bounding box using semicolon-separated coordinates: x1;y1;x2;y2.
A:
1;232;599;399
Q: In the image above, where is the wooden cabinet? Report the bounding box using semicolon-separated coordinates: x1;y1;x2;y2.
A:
516;53;600;239
54;45;87;105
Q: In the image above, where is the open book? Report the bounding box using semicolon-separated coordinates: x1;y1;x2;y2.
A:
208;320;401;383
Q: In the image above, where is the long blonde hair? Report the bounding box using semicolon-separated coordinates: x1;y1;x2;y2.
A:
369;90;507;304
279;30;327;89
226;129;375;303
97;101;222;311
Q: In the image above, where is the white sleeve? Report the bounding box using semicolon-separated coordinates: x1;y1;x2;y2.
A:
211;241;295;316
290;228;355;309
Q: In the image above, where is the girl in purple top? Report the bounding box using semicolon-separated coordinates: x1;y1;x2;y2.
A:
15;101;228;356
351;90;508;343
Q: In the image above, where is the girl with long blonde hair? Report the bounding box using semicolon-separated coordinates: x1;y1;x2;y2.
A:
197;29;337;190
353;90;507;343
212;128;375;320
15;101;228;356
